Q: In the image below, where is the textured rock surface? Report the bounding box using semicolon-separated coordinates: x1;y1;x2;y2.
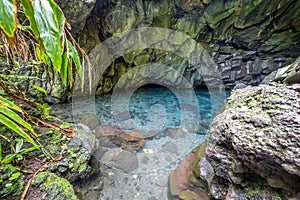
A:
0;64;68;104
77;114;100;130
56;0;96;36
31;172;79;200
170;81;300;199
78;0;300;93
274;56;300;85
169;142;209;200
100;148;139;173
93;125;146;152
193;84;300;199
40;127;93;183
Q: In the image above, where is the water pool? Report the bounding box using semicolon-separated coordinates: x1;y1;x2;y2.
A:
77;86;229;200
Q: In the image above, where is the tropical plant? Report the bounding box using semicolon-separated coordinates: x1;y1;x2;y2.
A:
0;1;89;198
0;0;85;165
0;95;38;163
0;0;87;87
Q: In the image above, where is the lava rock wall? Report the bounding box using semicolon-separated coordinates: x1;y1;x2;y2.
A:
73;0;300;93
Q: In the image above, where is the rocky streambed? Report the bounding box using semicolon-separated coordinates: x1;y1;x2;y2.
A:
50;87;229;199
43;58;300;200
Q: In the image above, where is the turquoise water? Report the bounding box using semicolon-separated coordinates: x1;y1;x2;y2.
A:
95;86;229;135
79;86;229;200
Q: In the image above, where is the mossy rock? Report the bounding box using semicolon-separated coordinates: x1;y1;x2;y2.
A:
31;172;79;200
204;0;238;29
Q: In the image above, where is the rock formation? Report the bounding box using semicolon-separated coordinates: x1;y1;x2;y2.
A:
74;0;300;93
170;57;300;199
204;83;300;199
56;0;96;36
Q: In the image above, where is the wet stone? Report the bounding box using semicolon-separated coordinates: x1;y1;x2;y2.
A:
101;149;138;173
94;125;146;152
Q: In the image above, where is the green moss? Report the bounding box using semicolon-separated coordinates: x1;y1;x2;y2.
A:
32;172;79;200
191;141;207;178
244;185;281;199
152;15;172;28
174;14;205;39
204;0;238;29
71;154;88;173
168;172;177;195
0;164;25;198
43;130;66;156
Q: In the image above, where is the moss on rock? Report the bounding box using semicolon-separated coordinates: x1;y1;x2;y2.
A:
32;172;79;200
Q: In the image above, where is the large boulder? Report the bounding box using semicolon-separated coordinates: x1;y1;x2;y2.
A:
189;84;300;199
56;0;96;36
170;83;300;199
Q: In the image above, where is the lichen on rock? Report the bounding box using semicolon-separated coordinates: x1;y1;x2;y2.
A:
31;172;79;200
197;83;300;199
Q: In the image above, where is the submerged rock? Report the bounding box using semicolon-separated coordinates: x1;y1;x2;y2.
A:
163;128;187;138
93;125;146;152
100;148;138;173
78;114;100;130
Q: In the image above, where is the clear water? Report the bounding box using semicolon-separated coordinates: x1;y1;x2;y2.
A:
79;86;229;200
96;86;227;132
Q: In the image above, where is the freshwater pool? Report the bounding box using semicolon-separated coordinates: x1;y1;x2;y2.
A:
78;86;229;200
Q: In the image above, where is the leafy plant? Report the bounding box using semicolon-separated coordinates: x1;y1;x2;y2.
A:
0;1;86;198
0;95;42;163
0;139;38;164
0;0;86;87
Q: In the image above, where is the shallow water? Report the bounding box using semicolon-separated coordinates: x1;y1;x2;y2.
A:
77;86;229;200
96;86;226;130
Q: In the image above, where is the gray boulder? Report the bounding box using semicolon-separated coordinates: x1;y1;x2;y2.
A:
204;84;300;199
56;0;96;35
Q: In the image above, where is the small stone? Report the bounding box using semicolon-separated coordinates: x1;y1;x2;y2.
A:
79;114;100;130
163;128;186;138
101;149;138;173
161;142;179;155
58;166;68;173
143;149;154;154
